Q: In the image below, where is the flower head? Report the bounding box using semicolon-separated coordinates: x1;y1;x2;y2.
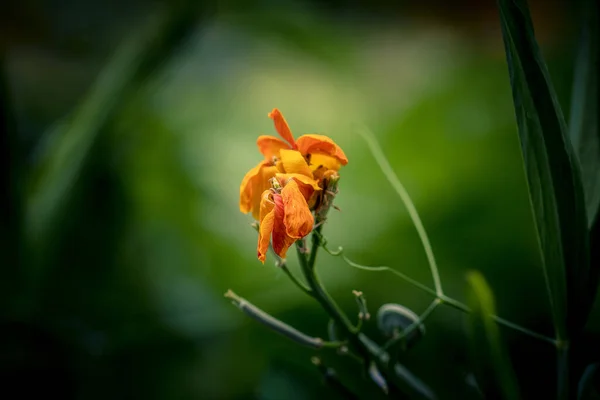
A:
239;108;348;262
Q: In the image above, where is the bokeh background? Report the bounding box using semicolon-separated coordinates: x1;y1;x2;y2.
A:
2;0;596;399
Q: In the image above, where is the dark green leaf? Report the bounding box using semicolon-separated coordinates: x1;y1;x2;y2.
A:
466;271;520;400
497;0;589;339
570;0;600;229
569;0;600;329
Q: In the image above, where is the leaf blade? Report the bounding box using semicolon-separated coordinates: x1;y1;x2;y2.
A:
569;0;600;229
569;0;600;328
497;0;589;339
466;271;520;400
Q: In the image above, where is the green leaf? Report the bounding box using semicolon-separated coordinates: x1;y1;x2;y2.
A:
570;0;600;229
497;0;589;339
569;0;600;328
466;271;520;400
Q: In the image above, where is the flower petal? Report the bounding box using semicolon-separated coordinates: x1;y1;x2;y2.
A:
276;173;321;202
309;153;341;172
271;194;297;258
240;161;266;214
280;149;312;177
257;209;275;263
282;180;314;239
268;108;296;149
240;161;278;219
259;190;275;221
296;134;348;165
250;164;279;220
257;135;290;159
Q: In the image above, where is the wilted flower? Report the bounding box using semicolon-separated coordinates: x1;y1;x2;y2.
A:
239;109;348;219
239;108;348;262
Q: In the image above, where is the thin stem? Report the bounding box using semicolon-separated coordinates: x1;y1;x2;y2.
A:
323;242;556;345
342;254;439;298
296;242;358;336
492;315;557;345
281;264;313;296
557;341;570;400
225;289;344;349
357;125;443;296
439;295;471;313
266;241;313;296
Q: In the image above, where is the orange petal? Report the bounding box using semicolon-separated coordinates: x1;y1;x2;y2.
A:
282;180;314;239
252;164;279;220
256;135;290;159
240;161;279;220
271;193;298;258
259;190;275;221
275;173;321;202
268;108;297;149
279;149;312;177
240;161;267;214
257;209;275;263
296;134;348;165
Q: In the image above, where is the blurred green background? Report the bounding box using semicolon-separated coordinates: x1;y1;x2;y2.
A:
2;0;596;398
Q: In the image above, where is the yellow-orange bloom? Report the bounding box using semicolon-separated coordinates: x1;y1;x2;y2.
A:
240;108;348;219
257;180;314;263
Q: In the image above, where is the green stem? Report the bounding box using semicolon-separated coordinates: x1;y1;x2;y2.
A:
357;126;444;296
281;264;313;296
225;289;344;349
441;294;556;345
492;315;556;345
300;235;437;399
296;239;357;337
557;341;570;399
324;241;556;345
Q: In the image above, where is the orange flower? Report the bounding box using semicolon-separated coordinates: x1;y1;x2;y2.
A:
240;108;348;219
257;180;314;262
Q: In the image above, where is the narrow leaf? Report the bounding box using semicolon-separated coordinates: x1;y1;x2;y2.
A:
497;0;589;339
569;0;600;329
570;0;600;228
466;271;520;400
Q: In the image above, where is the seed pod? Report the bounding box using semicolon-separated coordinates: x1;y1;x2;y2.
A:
225;290;323;348
376;303;425;349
